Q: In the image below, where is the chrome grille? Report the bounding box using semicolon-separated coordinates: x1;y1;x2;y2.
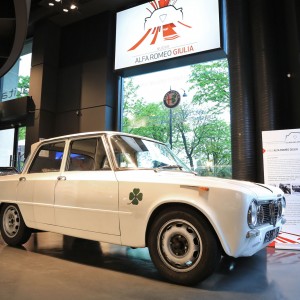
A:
257;199;281;226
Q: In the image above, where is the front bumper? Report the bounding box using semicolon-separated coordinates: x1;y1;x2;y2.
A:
236;218;285;257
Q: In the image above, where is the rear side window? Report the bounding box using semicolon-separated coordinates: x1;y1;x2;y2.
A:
67;138;110;171
29;142;65;173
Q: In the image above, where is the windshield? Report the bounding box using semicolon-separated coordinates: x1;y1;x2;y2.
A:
109;135;192;172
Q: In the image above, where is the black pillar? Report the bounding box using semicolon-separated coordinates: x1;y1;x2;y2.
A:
226;0;257;182
226;0;298;183
284;0;300;129
250;0;288;182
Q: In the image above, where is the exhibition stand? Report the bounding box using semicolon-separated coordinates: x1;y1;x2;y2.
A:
263;129;300;250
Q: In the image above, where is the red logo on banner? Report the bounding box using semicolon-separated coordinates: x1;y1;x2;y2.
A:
128;0;192;51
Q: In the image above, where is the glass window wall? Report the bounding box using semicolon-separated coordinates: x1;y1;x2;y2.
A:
122;59;232;178
0;40;32;171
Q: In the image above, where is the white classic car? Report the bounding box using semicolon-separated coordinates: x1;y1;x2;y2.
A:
0;132;286;285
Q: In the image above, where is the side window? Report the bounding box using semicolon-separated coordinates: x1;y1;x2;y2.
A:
28;142;65;173
67;138;110;171
111;136;147;168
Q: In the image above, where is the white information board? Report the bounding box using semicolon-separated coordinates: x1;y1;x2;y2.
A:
262;129;300;250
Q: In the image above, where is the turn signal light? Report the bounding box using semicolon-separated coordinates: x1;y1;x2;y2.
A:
199;186;209;192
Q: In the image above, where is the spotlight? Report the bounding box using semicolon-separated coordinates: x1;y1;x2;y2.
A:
62;0;71;13
47;0;79;13
70;1;78;10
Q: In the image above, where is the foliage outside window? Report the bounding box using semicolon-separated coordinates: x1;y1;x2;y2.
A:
17;75;30;97
16;76;29;170
122;59;231;178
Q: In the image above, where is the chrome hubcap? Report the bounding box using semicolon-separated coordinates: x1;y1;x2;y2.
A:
157;219;202;272
3;206;20;238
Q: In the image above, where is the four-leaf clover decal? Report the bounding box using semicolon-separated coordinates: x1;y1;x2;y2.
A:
129;188;143;205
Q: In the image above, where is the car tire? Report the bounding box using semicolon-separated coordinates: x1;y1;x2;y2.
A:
148;207;221;285
0;204;32;246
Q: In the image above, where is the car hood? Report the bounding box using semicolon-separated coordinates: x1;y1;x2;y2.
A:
156;171;282;198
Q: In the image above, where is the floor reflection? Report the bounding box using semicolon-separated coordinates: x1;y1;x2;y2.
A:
21;232;160;281
1;231;300;299
266;246;300;265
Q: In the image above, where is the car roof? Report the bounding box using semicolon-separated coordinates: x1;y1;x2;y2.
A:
31;131;165;151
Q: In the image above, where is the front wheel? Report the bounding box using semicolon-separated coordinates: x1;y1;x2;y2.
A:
0;204;32;246
147;207;221;285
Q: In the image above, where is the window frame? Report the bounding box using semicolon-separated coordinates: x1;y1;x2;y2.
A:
65;136;112;172
27;141;66;174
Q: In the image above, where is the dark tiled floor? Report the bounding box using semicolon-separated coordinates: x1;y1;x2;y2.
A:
0;232;299;300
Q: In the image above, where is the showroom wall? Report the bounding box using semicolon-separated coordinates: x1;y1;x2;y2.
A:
227;0;300;182
3;0;298;182
26;12;119;155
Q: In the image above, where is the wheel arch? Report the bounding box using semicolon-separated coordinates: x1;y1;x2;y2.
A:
0;201;20;212
0;201;9;213
145;203;225;254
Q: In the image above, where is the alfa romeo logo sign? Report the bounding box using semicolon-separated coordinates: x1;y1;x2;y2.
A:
163;90;181;108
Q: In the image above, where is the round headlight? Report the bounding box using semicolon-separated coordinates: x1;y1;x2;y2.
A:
248;199;258;228
281;197;286;216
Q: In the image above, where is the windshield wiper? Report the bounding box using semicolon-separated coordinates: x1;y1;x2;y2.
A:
155;164;183;172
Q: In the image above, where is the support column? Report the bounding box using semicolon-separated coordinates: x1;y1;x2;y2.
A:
25;21;60;156
250;0;288;182
226;0;257;181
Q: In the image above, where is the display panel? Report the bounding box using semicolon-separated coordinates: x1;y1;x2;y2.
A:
115;0;221;70
262;129;300;250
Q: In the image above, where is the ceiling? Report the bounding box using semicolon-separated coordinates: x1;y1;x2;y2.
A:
0;0;146;78
29;0;147;31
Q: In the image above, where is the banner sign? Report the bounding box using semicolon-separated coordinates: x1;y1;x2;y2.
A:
115;0;221;70
262;129;300;250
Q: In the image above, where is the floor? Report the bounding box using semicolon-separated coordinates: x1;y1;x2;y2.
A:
0;232;299;300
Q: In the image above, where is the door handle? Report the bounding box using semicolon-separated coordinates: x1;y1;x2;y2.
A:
57;176;66;181
19;177;26;182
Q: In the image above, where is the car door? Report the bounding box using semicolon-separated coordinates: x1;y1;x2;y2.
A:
54;136;120;235
16;141;66;225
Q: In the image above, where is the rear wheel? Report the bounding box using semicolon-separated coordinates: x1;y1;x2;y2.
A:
148;207;221;285
0;204;31;246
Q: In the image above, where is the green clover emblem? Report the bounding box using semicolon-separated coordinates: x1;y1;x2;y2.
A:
129;188;143;205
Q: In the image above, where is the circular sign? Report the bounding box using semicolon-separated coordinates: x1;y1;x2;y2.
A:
163;90;181;108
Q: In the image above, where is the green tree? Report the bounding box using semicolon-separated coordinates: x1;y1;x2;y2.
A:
16;76;29;143
15;76;29;170
189;59;230;114
17;75;30;97
171;102;217;169
169;59;231;176
123;78;169;142
18;127;26;140
122;59;232;178
195;120;231;177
